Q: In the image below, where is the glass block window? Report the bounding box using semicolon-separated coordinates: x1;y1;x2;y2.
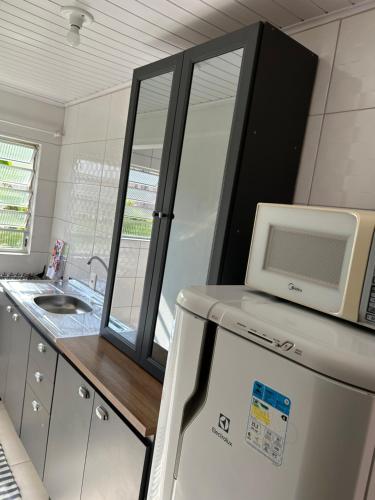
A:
0;138;38;252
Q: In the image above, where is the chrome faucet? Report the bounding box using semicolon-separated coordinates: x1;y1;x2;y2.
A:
87;256;109;274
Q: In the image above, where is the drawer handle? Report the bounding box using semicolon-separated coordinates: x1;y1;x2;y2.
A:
6;305;12;313
32;400;40;412
12;313;19;322
78;386;90;399
37;342;47;353
34;371;44;383
95;406;109;421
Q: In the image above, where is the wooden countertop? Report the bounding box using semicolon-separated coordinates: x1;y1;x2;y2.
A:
57;335;163;438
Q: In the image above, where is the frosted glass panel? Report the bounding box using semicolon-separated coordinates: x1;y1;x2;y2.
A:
152;49;244;364
109;72;173;346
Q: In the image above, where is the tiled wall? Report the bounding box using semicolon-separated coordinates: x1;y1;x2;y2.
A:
292;9;375;209
50;89;132;295
0;89;63;273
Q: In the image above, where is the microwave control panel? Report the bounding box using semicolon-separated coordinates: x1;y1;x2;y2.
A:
359;231;375;327
365;283;375;323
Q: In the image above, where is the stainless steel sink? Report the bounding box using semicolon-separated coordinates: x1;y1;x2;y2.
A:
33;295;92;315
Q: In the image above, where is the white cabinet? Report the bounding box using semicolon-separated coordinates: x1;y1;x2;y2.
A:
0;293;12;399
44;356;94;500
45;356;150;500
21;329;58;478
81;394;147;500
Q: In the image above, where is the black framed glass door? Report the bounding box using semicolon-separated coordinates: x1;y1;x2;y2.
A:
138;25;261;380
101;54;183;360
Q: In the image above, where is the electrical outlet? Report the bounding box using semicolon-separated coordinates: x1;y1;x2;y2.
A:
89;272;97;290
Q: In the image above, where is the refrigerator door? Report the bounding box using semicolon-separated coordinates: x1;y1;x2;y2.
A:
148;307;210;500
173;327;375;500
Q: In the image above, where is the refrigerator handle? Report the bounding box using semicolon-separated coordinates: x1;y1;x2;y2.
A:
173;321;217;480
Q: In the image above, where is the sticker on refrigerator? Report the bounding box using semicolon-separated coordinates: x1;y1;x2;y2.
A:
245;380;291;465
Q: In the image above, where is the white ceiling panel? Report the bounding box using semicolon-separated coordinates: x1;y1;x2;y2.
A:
0;0;369;105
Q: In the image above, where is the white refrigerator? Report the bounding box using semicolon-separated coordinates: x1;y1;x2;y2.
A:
148;286;375;500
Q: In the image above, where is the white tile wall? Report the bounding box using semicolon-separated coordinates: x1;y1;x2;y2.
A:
77;96;111;143
34;180;57;218
327;9;375;113
293;22;339;115
52;87;147;322
310;109;375;208
293;9;375;211
107;90;131;140
293;115;323;204
102;139;125;188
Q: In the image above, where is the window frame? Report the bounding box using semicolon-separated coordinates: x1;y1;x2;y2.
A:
0;135;39;255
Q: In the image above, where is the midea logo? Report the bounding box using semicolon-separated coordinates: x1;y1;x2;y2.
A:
288;282;302;292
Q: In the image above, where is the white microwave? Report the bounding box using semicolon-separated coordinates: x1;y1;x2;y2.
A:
246;203;375;330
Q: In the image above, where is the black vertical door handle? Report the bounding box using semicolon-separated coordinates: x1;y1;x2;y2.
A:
152;211;174;219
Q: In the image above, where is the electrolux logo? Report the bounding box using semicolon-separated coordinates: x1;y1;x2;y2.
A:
218;413;230;433
288;282;302;293
212;413;232;447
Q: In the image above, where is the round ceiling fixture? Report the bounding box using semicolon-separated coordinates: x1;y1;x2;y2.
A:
60;6;94;48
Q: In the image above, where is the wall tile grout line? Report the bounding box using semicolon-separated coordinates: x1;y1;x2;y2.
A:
307;18;342;205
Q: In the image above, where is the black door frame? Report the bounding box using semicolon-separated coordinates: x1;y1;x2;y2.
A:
138;23;263;381
101;53;184;362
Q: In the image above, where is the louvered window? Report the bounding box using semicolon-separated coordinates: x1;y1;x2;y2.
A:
0;138;37;252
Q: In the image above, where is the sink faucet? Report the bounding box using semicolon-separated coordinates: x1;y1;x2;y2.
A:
87;256;109;274
87;256;108;293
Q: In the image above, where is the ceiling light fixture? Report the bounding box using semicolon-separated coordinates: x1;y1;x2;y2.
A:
60;6;94;48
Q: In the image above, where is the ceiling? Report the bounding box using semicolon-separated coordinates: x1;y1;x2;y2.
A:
0;0;368;106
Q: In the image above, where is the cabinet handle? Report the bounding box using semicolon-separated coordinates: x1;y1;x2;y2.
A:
78;386;90;399
37;342;47;353
32;400;40;412
34;371;44;383
6;305;12;313
12;313;19;322
95;406;109;421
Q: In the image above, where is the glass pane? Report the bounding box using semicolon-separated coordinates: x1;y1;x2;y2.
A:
0;229;25;250
152;49;244;365
0;164;33;187
0;186;30;208
0;140;35;164
0;209;28;228
109;72;174;346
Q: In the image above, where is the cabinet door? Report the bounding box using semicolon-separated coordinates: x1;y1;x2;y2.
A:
4;309;31;434
0;294;12;399
20;384;49;478
101;54;183;362
44;356;94;500
81;394;147;500
140;26;260;379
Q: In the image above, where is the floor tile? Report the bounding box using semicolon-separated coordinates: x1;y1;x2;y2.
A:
0;406;29;466
12;461;49;500
0;403;48;499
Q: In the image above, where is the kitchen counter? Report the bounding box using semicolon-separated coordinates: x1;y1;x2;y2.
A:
57;335;162;437
1;279;162;438
1;279;103;341
0;279;134;343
